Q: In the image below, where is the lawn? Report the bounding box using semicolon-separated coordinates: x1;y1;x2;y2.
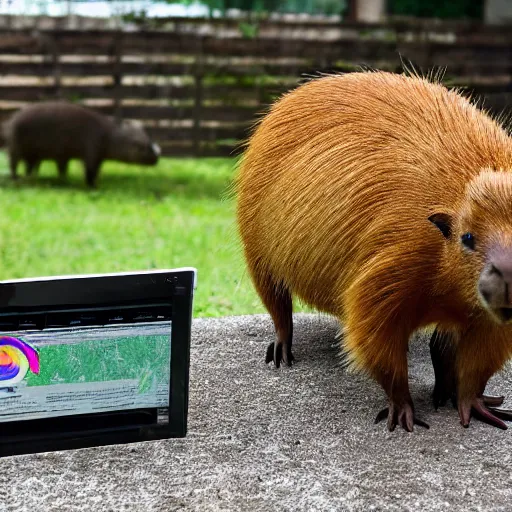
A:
0;152;307;318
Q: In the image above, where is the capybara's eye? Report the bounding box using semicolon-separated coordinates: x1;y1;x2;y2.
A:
461;232;475;250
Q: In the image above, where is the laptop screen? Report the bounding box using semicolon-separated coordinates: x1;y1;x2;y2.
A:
0;320;172;424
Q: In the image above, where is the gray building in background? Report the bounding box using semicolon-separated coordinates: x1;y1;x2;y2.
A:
485;0;512;24
349;0;512;24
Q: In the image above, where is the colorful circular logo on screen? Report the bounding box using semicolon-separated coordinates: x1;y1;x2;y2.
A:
0;336;39;387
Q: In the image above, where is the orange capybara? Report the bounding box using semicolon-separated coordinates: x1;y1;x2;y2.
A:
236;70;512;432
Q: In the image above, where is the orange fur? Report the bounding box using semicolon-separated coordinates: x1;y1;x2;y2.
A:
236;70;512;410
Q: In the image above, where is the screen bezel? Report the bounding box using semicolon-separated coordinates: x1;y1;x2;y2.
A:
0;268;195;456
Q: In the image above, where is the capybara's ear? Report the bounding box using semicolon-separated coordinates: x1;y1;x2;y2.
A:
428;212;453;239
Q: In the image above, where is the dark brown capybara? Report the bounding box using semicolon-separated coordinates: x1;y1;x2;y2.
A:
236;70;512;433
3;101;161;188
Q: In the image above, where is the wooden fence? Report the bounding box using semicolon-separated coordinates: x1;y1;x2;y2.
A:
0;17;511;157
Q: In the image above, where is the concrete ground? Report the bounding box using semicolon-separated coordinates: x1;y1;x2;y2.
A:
1;313;512;512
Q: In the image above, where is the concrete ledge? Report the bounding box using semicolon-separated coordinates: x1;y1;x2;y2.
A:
2;313;512;511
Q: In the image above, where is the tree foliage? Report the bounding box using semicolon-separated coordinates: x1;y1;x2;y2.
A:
388;0;483;20
175;0;482;19
175;0;346;17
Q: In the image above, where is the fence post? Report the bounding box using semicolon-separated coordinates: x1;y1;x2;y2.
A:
111;31;123;122
51;35;61;100
36;31;60;100
193;35;205;156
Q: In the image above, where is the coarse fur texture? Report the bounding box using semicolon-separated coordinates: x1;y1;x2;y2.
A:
236;70;512;432
3;101;160;188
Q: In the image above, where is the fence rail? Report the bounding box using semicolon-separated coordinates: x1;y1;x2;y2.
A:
0;17;510;157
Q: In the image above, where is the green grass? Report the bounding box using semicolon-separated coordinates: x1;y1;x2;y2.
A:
0;152;304;318
24;334;169;390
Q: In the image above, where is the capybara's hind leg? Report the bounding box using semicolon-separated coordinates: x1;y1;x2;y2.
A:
8;151;19;180
250;266;293;368
264;287;293;368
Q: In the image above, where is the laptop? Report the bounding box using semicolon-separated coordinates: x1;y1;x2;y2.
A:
0;267;196;456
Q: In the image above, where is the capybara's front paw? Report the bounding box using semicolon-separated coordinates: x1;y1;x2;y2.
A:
458;395;512;430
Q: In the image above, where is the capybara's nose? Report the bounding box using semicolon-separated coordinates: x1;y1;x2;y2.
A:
478;253;512;322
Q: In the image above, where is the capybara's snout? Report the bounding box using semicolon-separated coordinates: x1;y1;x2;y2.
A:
478;247;512;323
138;141;160;165
148;142;161;164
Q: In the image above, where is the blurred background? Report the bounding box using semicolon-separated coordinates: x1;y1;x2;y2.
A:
0;0;509;317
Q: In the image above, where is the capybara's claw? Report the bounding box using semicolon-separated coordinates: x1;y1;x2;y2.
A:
482;394;505;407
265;342;278;366
433;390;504;412
459;397;511;430
375;404;429;432
487;407;512;421
374;408;389;424
434;391;504;412
265;342;294;368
